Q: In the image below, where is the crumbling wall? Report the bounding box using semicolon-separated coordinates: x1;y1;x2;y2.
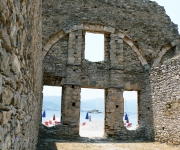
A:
41;28;150;140
42;0;179;63
160;47;175;64
41;0;180;145
150;56;180;146
43;35;68;85
81;60;109;88
0;0;42;149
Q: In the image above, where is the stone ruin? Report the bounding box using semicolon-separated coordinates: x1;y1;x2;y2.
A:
0;0;180;149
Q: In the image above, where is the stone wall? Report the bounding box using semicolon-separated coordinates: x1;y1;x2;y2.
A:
40;0;180;146
0;0;42;149
1;0;180;148
43;35;68;85
150;55;180;146
41;27;152;140
42;0;179;63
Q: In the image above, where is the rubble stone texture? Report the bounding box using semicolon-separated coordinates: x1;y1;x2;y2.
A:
1;0;180;149
0;0;42;149
150;56;180;146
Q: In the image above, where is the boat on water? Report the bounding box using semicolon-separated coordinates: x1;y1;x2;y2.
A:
88;109;102;114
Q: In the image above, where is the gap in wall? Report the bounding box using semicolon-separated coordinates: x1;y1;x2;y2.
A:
85;32;104;62
79;88;104;137
123;91;138;130
42;86;62;127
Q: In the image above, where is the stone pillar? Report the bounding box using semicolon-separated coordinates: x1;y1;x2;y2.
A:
104;33;110;61
110;34;123;69
66;30;83;85
105;88;124;136
105;33;124;137
60;30;83;136
67;30;82;65
109;33;124;90
61;85;81;136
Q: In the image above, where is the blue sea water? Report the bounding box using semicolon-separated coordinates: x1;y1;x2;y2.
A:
42;110;138;127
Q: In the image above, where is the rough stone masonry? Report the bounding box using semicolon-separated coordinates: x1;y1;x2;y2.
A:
41;0;180;145
0;0;180;149
0;0;42;149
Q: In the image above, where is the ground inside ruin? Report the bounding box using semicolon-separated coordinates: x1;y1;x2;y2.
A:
37;121;179;150
37;138;179;150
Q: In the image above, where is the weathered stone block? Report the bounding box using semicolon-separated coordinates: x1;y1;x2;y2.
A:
10;53;21;75
1;111;12;124
0;48;9;75
0;28;12;51
13;91;20;107
0;111;2;123
2;87;13;105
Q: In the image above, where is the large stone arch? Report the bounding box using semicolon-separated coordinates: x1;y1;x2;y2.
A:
42;24;149;69
42;23;153;139
152;40;177;67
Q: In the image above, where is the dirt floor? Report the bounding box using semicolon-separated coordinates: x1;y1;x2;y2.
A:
37;137;180;150
37;121;179;150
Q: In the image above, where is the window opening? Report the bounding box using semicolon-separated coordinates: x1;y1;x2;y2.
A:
42;86;62;127
72;102;76;107
79;88;104;137
85;32;104;62
123;91;138;130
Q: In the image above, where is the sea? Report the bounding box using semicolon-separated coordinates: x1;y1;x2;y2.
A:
42;110;138;127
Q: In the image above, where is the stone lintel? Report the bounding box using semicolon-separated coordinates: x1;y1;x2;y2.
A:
108;86;124;89
66;63;81;66
109;67;124;71
64;82;81;86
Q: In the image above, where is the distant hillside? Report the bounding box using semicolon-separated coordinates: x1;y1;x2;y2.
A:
80;98;104;111
43;96;61;110
124;99;137;114
42;96;137;113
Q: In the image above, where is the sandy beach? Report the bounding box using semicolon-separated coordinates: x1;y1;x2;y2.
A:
79;120;138;137
80;120;104;137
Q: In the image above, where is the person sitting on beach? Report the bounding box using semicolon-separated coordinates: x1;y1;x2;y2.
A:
89;115;91;122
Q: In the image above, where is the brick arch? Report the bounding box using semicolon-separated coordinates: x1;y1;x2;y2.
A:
42;24;149;69
152;41;177;68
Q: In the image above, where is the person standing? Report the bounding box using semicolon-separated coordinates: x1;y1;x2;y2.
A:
89;115;91;122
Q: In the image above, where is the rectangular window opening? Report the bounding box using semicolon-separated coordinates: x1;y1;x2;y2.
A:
123;91;138;130
79;88;104;137
85;32;104;62
42;86;62;127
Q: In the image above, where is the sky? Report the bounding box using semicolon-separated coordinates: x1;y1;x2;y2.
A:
43;86;137;100
85;33;104;62
43;0;180;100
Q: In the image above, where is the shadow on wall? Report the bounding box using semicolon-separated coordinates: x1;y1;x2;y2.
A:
138;71;155;141
37;140;58;150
